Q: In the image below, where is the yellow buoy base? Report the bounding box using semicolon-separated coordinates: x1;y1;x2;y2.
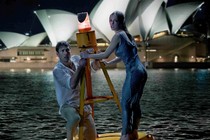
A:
96;131;154;140
65;131;155;140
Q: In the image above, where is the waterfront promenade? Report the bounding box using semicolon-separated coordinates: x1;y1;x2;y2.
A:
1;62;210;69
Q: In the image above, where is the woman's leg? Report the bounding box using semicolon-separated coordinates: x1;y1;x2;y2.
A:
130;69;147;139
121;72;132;137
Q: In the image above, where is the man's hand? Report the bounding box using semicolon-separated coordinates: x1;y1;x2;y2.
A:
91;60;100;71
70;58;86;89
79;58;87;68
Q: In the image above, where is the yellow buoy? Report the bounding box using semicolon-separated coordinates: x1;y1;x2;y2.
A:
96;132;154;140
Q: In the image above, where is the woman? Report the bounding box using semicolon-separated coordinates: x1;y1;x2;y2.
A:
80;11;147;140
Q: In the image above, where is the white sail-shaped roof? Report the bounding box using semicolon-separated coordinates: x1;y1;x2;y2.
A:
149;4;170;39
167;2;204;34
0;32;29;48
128;17;140;37
33;1;204;45
35;9;78;46
0;0;205;48
20;32;47;47
90;0;130;41
138;0;168;40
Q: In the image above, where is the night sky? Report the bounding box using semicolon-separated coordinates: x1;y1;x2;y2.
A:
0;0;100;35
0;0;209;35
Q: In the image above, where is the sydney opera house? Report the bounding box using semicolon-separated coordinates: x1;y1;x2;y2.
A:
0;0;209;69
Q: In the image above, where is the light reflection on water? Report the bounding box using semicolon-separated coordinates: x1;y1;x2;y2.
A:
0;68;210;140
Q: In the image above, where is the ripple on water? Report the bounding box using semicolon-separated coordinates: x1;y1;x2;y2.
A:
0;69;210;139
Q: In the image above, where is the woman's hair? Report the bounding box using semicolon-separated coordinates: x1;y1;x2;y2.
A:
110;11;132;40
55;41;70;52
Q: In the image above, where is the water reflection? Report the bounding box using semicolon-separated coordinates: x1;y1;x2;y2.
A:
0;69;210;140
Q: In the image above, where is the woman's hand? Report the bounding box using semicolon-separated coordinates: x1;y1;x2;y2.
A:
102;60;109;66
80;51;90;59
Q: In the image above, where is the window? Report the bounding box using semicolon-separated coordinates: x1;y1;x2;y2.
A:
17;49;44;56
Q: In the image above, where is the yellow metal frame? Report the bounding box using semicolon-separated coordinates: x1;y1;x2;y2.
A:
77;30;121;140
79;59;121;140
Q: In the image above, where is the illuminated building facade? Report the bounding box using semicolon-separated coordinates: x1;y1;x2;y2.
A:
0;0;209;68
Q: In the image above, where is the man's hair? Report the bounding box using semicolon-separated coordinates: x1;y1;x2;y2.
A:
55;41;70;52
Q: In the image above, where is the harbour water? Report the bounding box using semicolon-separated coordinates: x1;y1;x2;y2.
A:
0;68;210;140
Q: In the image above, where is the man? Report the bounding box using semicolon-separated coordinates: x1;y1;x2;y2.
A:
53;41;97;140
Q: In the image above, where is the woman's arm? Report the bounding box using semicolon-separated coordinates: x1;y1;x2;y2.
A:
105;57;121;66
81;34;120;59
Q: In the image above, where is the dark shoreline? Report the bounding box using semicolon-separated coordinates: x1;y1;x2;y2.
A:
150;62;210;69
0;62;210;69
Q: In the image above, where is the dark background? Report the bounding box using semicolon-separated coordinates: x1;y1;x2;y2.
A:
0;0;100;35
